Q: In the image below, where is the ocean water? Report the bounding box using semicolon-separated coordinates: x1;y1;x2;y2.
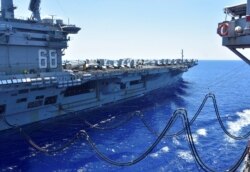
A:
1;60;250;172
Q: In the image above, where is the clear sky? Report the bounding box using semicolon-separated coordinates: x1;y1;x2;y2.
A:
14;0;247;60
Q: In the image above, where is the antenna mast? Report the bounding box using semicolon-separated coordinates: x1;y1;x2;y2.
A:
1;0;16;19
29;0;41;21
181;49;184;62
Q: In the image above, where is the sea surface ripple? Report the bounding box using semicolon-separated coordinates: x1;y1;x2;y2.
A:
0;60;250;172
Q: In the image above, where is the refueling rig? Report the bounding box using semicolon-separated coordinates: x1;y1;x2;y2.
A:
217;0;250;171
218;0;250;65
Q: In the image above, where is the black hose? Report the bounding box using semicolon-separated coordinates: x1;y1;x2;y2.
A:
81;109;248;171
140;93;250;140
137;112;179;137
2;113;18;128
138;94;212;137
1;93;249;171
211;94;250;140
80;109;182;166
19;128;82;155
179;109;248;172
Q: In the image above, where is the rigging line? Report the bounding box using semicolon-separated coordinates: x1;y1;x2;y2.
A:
80;109;248;171
1;111;84;155
0;113;3;123
1;107;135;154
86;109;175;133
52;104;136;128
210;94;250;140
19;128;82;155
3;92;249;158
180;109;249;172
179;65;246;98
208;71;246;91
180;118;202;172
3;110;178;165
1;93;248;170
186;63;246;92
211;62;244;82
137;112;181;138
85;111;137;130
3;112;83;154
183;92;249;140
80;109;181;167
206;63;246;89
1;103;248;170
49;104;88;127
140;93;250;140
138;93;211;137
55;0;69;18
137;113;159;137
2;113;18;128
180;109;216;172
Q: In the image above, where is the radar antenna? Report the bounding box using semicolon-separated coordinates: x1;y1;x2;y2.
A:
29;0;41;21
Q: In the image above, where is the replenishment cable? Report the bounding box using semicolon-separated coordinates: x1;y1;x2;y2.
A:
179;109;248;172
81;109;248;171
2;113;17;128
137;93;212;137
80;109;182;166
140;93;250;140
1;93;249;171
84;111;136;130
19;128;81;154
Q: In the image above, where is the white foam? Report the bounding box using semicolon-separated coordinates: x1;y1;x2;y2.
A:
150;152;159;158
7;166;17;170
192;134;198;144
161;146;169;153
196;128;207;137
43;143;53;149
173;137;181;145
227;109;250;135
225;109;250;143
150;146;169;158
106;148;116;153
122;155;128;159
77;168;86;172
177;151;194;163
99;117;115;124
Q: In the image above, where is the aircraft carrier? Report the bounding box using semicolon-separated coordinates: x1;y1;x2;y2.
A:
0;0;197;131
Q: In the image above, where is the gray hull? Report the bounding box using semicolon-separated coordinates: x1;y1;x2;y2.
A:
0;1;197;131
0;67;183;131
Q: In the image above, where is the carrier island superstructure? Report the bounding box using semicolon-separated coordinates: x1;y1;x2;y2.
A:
0;0;197;131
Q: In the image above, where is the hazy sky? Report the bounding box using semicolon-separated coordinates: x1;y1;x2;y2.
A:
14;0;247;60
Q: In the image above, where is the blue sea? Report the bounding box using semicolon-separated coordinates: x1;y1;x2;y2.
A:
1;60;250;172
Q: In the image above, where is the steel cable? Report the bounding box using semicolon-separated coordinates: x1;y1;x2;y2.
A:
80;109;182;167
210;94;250;140
80;109;248;171
19;128;82;154
179;109;249;172
2;113;18;128
138;93;212;137
84;111;136;130
1;93;249;170
140;93;250;140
